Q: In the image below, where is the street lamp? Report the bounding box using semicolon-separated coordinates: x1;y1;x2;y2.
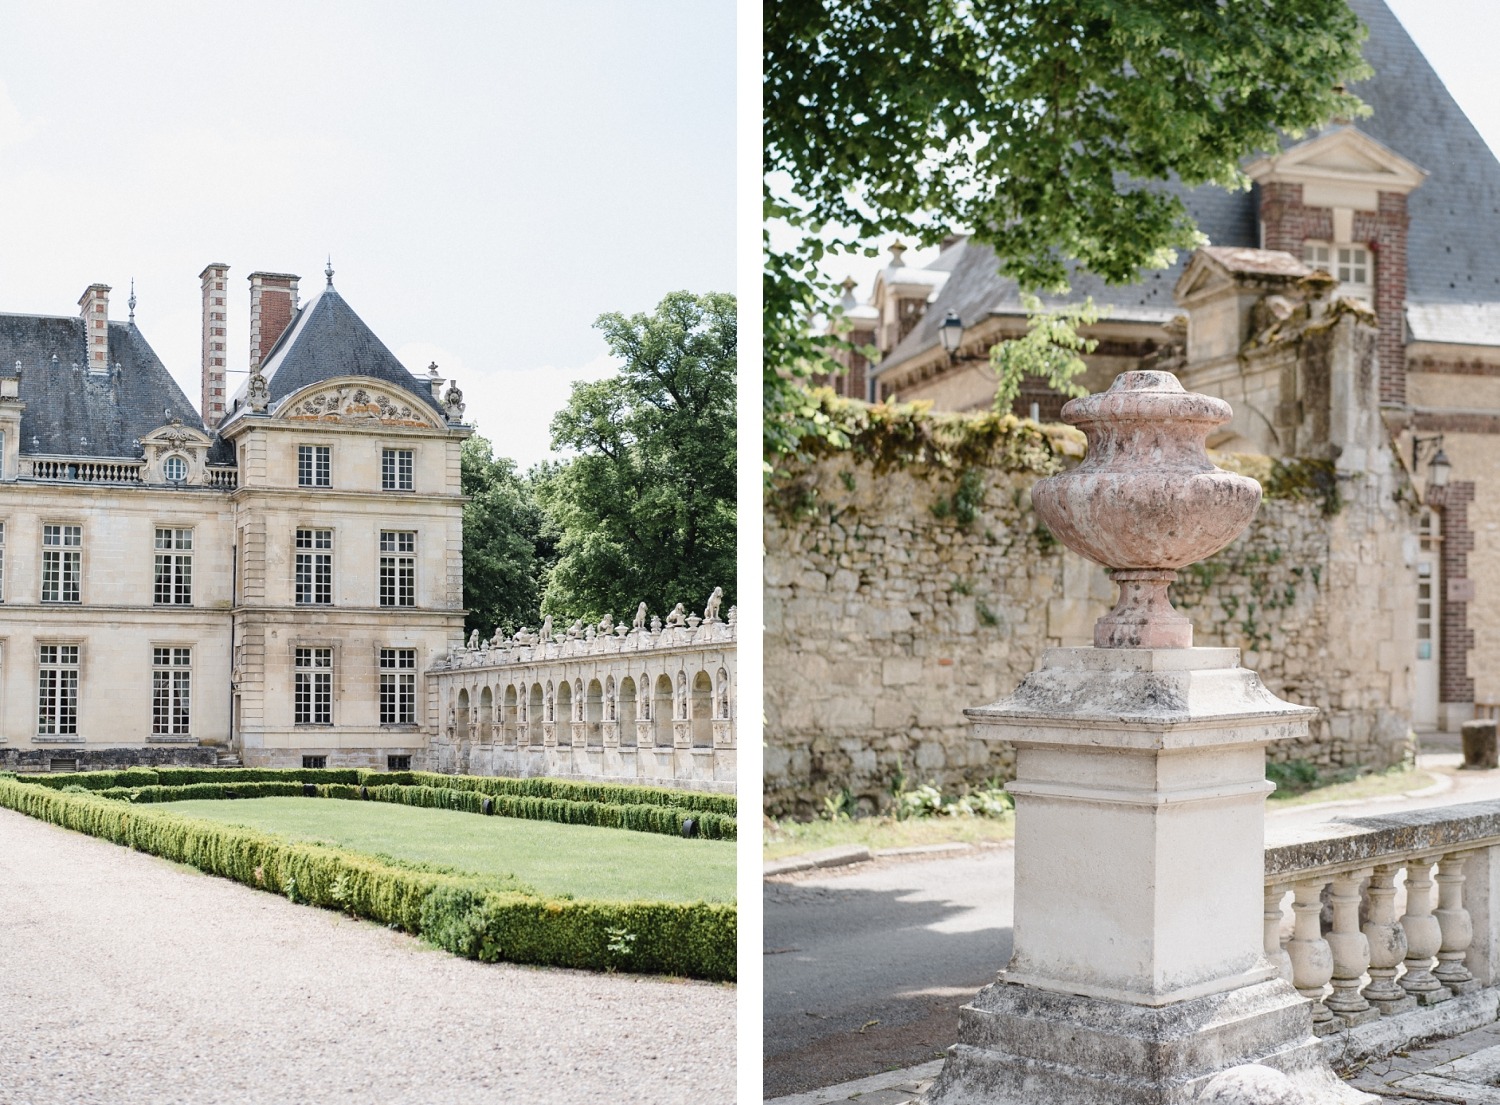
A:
939;311;964;360
1414;434;1451;488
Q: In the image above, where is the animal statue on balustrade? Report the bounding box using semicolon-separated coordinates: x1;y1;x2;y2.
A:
633;602;648;629
704;586;723;623
665;603;687;628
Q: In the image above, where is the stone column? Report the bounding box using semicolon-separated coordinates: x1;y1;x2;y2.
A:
923;372;1372;1105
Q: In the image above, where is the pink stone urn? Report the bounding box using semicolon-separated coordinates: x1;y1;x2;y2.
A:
1031;371;1261;648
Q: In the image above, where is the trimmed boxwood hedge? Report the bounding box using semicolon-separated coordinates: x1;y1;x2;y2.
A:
82;779;736;841
0;778;734;981
23;767;736;817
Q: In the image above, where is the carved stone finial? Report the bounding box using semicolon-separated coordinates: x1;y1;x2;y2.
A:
246;369;270;413
1030;371;1261;649
325;256;335;286
443;379;465;421
128;278;137;323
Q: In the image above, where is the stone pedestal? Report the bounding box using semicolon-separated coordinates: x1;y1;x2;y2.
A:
922;647;1374;1105
1461;719;1497;770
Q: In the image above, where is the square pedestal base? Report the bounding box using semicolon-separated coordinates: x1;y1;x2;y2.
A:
921;979;1375;1105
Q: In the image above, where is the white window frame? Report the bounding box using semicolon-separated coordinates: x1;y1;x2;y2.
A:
382;448;414;492
294;646;333;725
41;524;82;604
297;444;331;488
379;647;417;725
1303;239;1373;301
152;646;192;737
379;531;416;607
37;643;79;736
295;528;333;605
154;527;194;606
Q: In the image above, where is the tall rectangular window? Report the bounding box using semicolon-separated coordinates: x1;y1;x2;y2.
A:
382;448;414;492
379;648;416;724
37;644;79;735
379;531;415;607
41;524;82;603
297;445;331;487
294;647;332;724
153;528;193;605
152;647;192;736
295;529;332;605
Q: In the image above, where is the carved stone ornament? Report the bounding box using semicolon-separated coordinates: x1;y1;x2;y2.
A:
285;384;430;427
247;370;270;413
1030;370;1261;648
443;379;466;421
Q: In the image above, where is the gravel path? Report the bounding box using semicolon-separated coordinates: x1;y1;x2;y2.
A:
0;806;735;1104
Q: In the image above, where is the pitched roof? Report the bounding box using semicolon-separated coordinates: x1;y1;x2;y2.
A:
0;313;199;457
877;0;1500;373
242;284;444;416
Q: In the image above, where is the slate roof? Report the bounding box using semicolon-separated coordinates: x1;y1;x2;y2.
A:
877;0;1500;374
237;284;444;417
0;313;199;458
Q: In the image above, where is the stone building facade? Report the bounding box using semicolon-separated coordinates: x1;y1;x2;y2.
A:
826;0;1500;730
0;265;471;770
427;601;736;793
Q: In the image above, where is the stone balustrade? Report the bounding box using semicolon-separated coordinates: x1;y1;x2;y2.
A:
25;457;144;483
432;606;735;669
1265;800;1500;1052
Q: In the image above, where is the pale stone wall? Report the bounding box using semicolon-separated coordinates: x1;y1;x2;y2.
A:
764;453;1415;818
428;616;736;793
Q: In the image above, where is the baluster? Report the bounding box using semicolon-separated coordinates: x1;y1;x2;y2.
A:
1362;863;1415;1014
1434;850;1480;995
1400;858;1452;1004
1264;883;1292;984
1287;878;1336;1033
1325;868;1379;1025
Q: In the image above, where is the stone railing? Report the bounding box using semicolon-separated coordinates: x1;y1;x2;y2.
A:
206;466;238;489
1265;800;1500;1050
433;606;737;670
25;458;144;483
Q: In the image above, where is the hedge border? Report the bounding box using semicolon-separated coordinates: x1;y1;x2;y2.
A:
86;780;736;840
21;766;736;816
0;779;734;981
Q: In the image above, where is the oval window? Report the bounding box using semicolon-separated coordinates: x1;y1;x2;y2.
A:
164;455;188;483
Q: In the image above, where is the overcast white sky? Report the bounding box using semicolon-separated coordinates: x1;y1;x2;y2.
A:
826;2;1500;305
0;2;733;469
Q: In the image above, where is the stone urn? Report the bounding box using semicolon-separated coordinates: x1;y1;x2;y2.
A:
1031;370;1261;648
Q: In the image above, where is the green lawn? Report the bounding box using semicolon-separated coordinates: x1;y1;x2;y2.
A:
166;797;735;904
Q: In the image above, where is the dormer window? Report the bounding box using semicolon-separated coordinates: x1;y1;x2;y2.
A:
1303;240;1372;302
163;455;187;483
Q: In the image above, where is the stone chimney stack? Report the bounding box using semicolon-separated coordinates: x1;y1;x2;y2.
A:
248;272;300;373
200;264;229;429
78;284;110;376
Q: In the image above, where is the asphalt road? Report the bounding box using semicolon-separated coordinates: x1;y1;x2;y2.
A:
763;846;1015;1099
763;746;1500;1101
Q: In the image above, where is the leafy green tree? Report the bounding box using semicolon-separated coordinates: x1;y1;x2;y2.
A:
538;290;736;624
460;432;553;637
765;0;1370;456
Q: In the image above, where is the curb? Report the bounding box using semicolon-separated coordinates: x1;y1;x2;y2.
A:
764;844;872;877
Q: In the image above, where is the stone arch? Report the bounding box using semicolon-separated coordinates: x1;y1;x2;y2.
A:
456;687;471;744
528;683;544;746
619;676;637;747
691;670;713;748
716;667;731;719
586;679;604;747
503;684;518;746
653;673;674;747
478;686;494;745
556;681;573;745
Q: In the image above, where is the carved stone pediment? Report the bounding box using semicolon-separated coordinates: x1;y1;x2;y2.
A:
278;380;442;429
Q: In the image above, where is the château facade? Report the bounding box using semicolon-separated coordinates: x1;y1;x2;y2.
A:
0;264;471;770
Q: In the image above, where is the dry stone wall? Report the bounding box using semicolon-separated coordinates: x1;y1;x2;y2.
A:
765;453;1415;818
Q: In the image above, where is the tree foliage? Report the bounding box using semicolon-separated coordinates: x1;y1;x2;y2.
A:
765;0;1370;457
461;432;553;636
537;291;736;624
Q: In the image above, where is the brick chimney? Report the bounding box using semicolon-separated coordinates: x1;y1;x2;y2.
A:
200;264;229;429
248;272;300;372
78;284;110;376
